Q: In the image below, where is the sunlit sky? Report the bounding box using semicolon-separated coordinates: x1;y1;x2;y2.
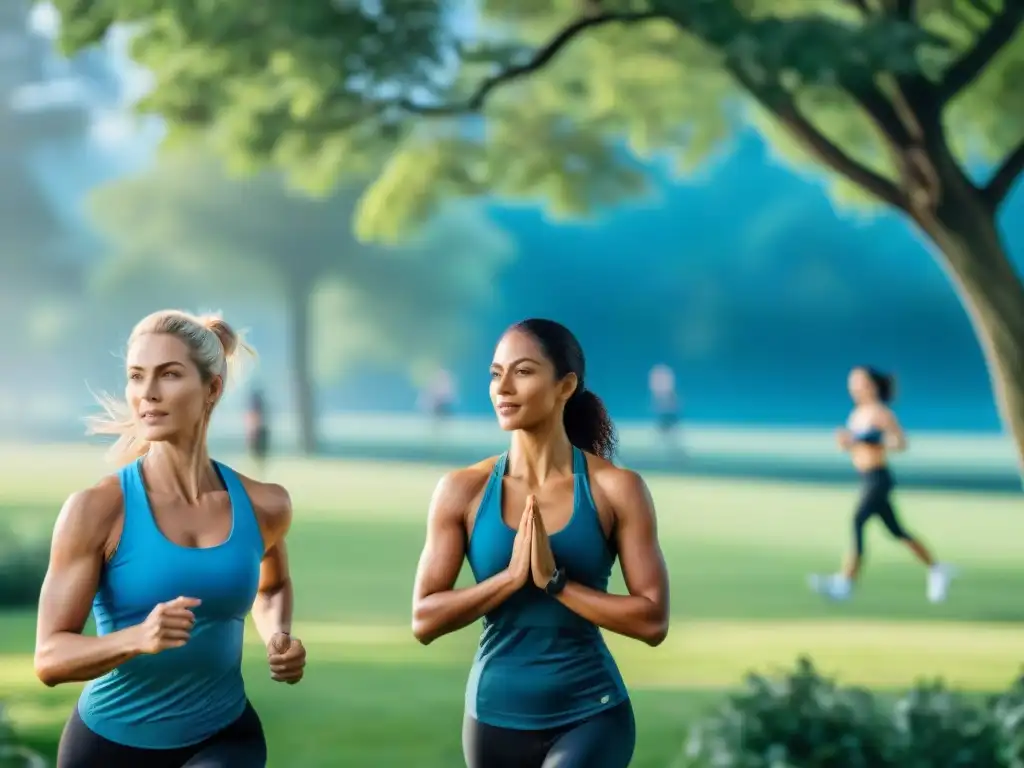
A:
22;2;157;148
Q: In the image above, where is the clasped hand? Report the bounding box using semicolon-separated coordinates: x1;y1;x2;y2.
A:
507;495;558;590
266;632;306;685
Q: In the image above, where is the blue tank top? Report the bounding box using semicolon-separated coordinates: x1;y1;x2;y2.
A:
78;458;264;749
848;413;884;445
465;447;628;729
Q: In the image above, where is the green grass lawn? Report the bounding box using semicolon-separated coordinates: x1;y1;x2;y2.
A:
1;443;1023;767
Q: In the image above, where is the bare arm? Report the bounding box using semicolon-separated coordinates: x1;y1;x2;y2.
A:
250;483;294;643
34;483;143;686
553;471;670;646
880;408;908;452
411;471;522;645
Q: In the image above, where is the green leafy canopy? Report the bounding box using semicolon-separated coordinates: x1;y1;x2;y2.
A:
52;0;1024;241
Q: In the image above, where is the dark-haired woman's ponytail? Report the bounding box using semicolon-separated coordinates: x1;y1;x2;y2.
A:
563;389;617;459
865;368;896;404
879;374;896;404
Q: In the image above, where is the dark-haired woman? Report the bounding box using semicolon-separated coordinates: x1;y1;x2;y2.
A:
411;319;670;768
810;366;953;603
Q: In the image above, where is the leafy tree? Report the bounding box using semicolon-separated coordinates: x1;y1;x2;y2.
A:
53;0;1024;462
87;148;512;453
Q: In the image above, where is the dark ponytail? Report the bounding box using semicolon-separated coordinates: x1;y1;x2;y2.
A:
563;388;618;460
508;318;618;460
863;367;896;403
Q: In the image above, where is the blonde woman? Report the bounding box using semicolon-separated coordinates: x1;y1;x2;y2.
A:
35;310;305;768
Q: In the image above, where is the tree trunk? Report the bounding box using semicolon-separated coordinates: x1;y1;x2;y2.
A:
914;190;1024;472
285;278;318;455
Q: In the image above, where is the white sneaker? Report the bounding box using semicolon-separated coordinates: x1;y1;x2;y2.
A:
809;573;852;601
927;564;956;603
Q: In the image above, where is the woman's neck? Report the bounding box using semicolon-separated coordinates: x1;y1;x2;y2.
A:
142;440;215;503
508;421;574;486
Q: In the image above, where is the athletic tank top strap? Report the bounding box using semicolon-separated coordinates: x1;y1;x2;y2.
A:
112;459;155;554
474;453;508;525
212;461;265;558
572;446;599;518
569;446;608;549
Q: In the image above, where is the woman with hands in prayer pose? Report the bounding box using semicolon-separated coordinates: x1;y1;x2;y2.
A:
412;319;671;768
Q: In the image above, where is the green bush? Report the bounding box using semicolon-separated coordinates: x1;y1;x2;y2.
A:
990;678;1024;766
684;657;899;768
891;682;1001;767
683;657;1024;768
0;527;48;609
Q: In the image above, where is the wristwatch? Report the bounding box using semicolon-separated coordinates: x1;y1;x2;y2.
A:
544;567;567;596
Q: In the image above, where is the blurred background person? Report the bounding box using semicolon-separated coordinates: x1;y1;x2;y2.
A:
648;363;682;455
418;368;458;438
245;386;270;478
810;367;954;603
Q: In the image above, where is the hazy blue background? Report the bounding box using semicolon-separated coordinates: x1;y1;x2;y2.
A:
4;0;1023;437
268;135;1024;432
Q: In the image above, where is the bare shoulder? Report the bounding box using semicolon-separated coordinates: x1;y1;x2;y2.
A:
866;402;890;419
54;474;124;552
430;456;499;521
235;472;292;539
584;453;653;515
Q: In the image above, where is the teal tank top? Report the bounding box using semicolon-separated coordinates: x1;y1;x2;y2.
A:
78;458;264;749
465;447;629;729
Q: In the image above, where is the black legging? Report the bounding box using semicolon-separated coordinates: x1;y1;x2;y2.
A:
463;699;635;768
57;701;267;768
853;467;911;556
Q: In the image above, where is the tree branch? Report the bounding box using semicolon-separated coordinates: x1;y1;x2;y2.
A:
321;2;920;216
731;69;907;210
315;9;664;135
853;82;918;146
404;11;665;116
408;5;909;211
984;139;1024;207
937;0;1024;102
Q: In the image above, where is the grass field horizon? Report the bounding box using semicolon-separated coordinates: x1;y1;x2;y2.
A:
2;442;1022;766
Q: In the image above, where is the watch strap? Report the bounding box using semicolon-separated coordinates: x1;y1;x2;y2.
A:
544;567;567;596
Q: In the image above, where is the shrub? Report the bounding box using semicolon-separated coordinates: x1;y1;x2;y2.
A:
684;657;899;768
990;677;1024;766
891;681;1001;767
684;657;1024;768
0;527;48;609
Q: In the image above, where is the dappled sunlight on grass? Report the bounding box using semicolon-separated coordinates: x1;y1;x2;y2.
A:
612;619;1024;691
263;617;1024;691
